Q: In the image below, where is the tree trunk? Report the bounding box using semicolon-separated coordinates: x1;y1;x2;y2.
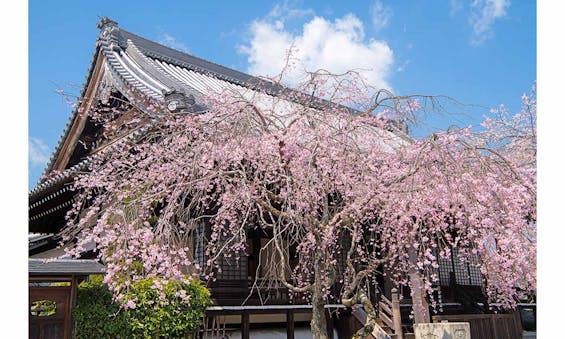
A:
310;262;329;339
408;269;430;323
408;248;430;323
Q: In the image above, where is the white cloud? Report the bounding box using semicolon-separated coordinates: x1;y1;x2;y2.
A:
239;13;394;90
370;1;392;32
469;0;510;45
159;34;189;53
267;1;315;22
29;137;50;167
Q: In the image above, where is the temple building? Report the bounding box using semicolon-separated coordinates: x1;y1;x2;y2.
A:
29;18;525;339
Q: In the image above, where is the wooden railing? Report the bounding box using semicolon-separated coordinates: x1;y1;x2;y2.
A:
378;295;394;328
379;288;403;339
351;306;391;339
350;288;404;339
201;314;230;339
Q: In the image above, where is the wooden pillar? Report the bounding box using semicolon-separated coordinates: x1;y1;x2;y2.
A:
391;288;404;339
69;276;79;338
449;271;457;301
241;311;250;339
286;309;295;339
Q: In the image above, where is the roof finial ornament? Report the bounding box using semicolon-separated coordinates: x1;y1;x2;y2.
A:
96;17;122;50
97;17;118;31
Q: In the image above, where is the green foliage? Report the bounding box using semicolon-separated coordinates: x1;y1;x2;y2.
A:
73;275;131;338
73;275;211;339
125;278;212;339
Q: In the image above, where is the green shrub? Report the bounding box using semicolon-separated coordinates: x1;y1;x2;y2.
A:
125;278;212;339
73;275;211;339
73;275;131;338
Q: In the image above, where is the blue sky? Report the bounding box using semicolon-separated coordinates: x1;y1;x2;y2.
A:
28;0;536;188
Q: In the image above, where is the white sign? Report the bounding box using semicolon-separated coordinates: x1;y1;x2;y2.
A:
414;322;471;339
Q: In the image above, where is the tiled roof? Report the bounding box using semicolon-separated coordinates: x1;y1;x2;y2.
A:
29;258;105;276
29;233;59;254
30;17;409;198
29;233;54;243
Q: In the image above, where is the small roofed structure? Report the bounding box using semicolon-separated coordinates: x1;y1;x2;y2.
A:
29;259;105;276
29;259;105;339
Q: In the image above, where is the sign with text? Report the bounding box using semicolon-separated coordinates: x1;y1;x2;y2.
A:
414;322;471;339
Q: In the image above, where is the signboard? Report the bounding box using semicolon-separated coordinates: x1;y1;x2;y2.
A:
414;322;471;339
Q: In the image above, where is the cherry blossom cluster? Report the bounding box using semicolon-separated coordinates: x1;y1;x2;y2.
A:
62;67;535;317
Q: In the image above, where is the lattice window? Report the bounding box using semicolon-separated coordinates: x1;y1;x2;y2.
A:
438;256;453;285
437;248;483;286
194;222;247;280
217;256;247;280
194;222;206;270
464;253;483;286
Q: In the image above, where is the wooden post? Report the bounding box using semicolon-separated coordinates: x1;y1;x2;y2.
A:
391;288;404;339
449;271;457;301
241;311;250;339
69;276;79;338
287;309;295;339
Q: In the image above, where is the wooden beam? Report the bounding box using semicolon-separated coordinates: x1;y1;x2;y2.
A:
53;52;105;172
29;276;73;282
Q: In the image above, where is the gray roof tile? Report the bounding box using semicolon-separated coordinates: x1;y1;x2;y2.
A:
29;259;105;276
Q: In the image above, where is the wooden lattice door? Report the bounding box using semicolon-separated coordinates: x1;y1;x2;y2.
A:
29;284;71;339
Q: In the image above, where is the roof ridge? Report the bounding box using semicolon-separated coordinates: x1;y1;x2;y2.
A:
118;28;360;116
